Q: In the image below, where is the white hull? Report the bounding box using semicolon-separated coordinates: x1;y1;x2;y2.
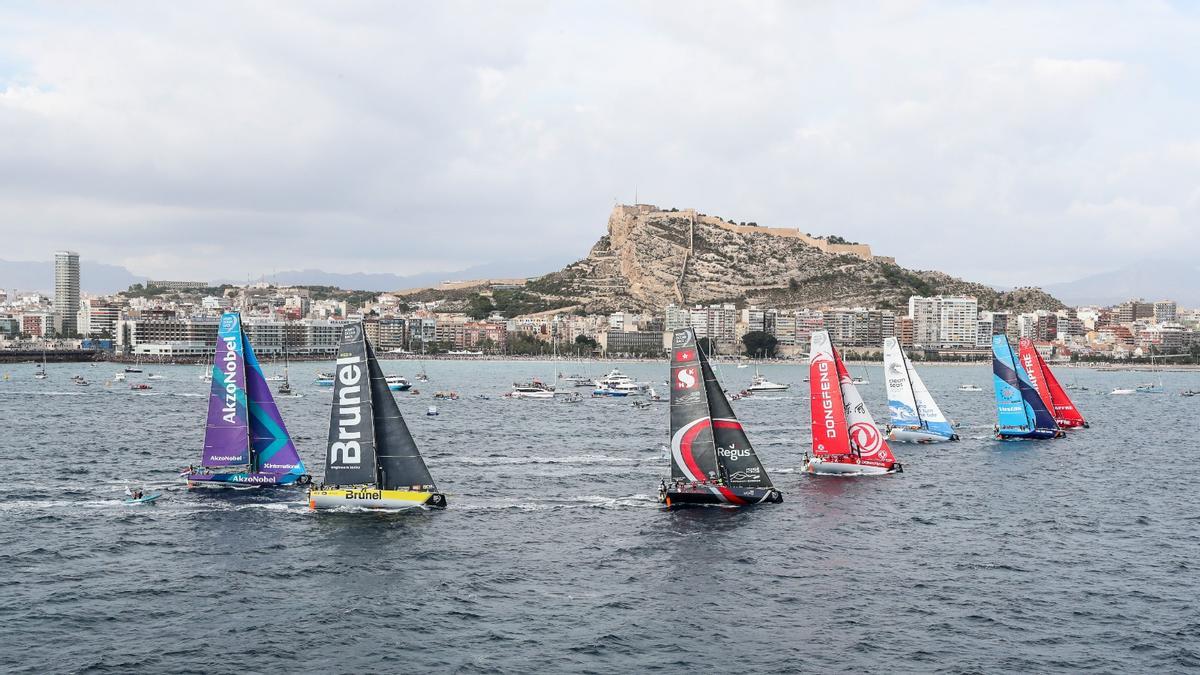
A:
887;428;953;444
803;456;898;476
510;390;554;399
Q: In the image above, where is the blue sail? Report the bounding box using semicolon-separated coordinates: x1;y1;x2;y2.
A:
992;335;1059;440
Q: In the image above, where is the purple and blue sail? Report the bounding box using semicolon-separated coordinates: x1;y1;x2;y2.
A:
188;312;308;486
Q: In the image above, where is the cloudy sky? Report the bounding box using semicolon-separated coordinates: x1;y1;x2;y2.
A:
2;1;1198;287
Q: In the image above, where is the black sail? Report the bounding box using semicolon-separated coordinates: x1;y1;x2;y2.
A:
668;328;719;482
698;349;772;488
365;339;437;491
323;323;379;487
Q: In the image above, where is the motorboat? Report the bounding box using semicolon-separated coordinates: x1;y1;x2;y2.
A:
314;372;335;386
385;375;412;391
594;368;645;393
114;372;127;382
1110;387;1135;395
746;368;789;392
957;383;982;392
508;379;555;399
130;383;152;390
1135;382;1164;394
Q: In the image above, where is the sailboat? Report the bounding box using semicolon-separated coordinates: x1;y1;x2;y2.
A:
658;328;782;507
883;337;958;443
802;330;902;475
34;349;47;380
182;312;311;487
991;335;1062;441
308;322;446;510
277;345;293;395
1017;338;1088;429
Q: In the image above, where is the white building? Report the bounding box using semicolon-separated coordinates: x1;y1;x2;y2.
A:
909;295;977;348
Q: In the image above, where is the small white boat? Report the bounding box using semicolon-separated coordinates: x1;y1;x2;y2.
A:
508;379;555;399
314;372;335;386
114;372;126;382
1110;387;1135;395
426;405;438;416
265;374;285;382
385;375;412;391
747;369;789;392
1135;382;1164;394
957;383;982;392
147;373;163;380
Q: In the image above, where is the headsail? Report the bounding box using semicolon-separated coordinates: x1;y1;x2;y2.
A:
698;342;771;488
833;340;896;466
1018;338;1086;428
808;331;850;458
202;312;250;467
242;331;305;476
884;338;953;437
365;338;436;491
992;335;1057;435
323;323;379;486
668;329;720;482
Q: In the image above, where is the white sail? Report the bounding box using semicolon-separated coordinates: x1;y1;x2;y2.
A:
883;338;953;438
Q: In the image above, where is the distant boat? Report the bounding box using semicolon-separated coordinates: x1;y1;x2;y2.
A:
130;383;152;390
72;375;90;387
34;349;47;380
1182;390;1198;398
802;330;902;476
883;337;957;443
850;367;870;385
957;383;982;392
146;373;163;380
314;372;335;386
426;405;439;416
1018;338;1088;429
277;345;293;395
509;379;555;399
385;375;412;391
991;335;1062;441
114;371;126;382
594;368;644;393
308;322;446;510
182;312;311;488
125;357;142;374
1136;382;1164;394
747;366;789;392
415;363;430;382
658;328;782;507
1110;387;1135;395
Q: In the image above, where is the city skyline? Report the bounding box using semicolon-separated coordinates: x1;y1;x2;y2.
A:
3;3;1200;287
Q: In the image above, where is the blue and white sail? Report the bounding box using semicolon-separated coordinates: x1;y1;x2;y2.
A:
883;338;955;443
992;335;1060;441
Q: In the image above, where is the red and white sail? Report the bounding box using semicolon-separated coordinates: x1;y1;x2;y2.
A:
808;331;850;457
1018;338;1087;429
808;331;896;468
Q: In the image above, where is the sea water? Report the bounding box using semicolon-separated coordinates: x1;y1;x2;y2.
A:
1;360;1197;672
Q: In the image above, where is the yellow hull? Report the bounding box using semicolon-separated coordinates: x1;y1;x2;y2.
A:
307;488;446;510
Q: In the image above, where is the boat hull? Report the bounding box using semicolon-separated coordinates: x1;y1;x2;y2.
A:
803;456;901;476
184;472;311;487
887;427;957;444
591;389;630;397
308;488;447;510
997;429;1063;441
659;484;782;507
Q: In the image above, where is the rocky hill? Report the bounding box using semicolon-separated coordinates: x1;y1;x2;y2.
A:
521;204;1062;314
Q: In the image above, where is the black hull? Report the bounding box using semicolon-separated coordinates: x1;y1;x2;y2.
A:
659;484;782;508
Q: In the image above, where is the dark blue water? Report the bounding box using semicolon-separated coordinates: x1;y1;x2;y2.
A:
2;360;1198;673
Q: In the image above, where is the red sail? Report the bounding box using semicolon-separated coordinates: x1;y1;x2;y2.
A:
1019;338;1087;428
808;334;850;457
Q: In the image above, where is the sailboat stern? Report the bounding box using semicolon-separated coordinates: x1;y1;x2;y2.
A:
307;487;447;510
658;482;782;508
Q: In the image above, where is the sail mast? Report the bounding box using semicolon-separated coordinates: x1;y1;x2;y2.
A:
899;344;924;429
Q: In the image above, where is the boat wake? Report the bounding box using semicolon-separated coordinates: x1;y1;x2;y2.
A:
439;454;648;466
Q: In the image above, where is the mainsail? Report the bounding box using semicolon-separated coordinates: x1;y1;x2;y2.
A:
1018;338;1087;428
243;331;305;475
669;328;772;487
324;323;379;486
323;322;436;490
202;313;250;467
808;331;896;466
365;338;437;491
992;335;1058;435
883;337;954;437
808;331;851;458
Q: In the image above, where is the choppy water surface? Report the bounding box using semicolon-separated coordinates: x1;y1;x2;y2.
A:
1;359;1198;672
